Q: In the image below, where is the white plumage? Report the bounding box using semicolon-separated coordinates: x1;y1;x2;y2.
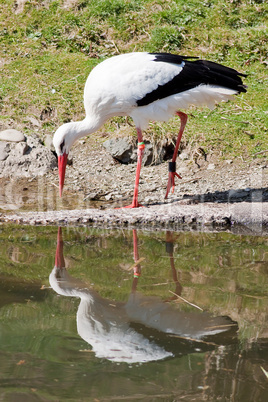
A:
131;84;236;129
50;256;235;363
53;52;247;207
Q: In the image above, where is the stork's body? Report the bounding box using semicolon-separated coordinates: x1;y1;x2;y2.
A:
53;52;247;207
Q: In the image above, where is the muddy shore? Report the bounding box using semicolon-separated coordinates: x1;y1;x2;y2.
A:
1;200;267;235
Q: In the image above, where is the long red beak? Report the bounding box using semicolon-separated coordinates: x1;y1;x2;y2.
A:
58;153;68;197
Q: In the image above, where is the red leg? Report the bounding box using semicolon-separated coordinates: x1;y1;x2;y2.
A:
123;127;145;208
165;111;188;199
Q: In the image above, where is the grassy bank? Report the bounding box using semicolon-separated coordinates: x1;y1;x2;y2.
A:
0;0;267;159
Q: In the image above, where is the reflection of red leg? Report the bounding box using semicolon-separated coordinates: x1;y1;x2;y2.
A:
133;229;139;262
165;111;188;199
165;231;183;302
132;230;141;292
124;128;145;208
169;254;182;297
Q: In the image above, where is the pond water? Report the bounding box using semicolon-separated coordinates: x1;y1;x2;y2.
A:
0;225;267;401
0;177;111;212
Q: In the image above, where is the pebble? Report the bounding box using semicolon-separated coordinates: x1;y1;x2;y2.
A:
207;163;215;170
0;129;25;142
179;151;189;161
28;117;41;127
84;192;99;201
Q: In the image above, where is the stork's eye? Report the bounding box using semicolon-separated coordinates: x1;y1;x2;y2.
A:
60;140;65;153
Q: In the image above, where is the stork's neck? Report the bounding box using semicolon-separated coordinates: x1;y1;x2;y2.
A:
67;117;103;143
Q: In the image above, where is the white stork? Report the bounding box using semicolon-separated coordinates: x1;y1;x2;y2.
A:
53;52;247;208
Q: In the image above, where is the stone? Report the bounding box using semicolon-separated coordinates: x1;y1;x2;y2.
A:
139;142;166;166
179;151;189;161
103;137;134;164
0;129;25;142
0;142;10;161
44;134;54;151
105;193;113;201
15;142;29;156
103;137;170;166
84;192;100;201
207;163;215;170
28;117;41;127
0;135;57;178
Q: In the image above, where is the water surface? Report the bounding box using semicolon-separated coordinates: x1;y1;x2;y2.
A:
0;225;267;401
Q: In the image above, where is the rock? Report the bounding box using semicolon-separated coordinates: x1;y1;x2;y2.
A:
103;137;170;166
139;142;166;165
0;135;57;178
0;129;25;142
0;142;10;161
103;137;134;164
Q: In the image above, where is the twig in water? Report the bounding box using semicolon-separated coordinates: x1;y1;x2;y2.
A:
260;366;268;379
143;282;169;287
169;334;217;346
169;290;203;311
128;257;145;271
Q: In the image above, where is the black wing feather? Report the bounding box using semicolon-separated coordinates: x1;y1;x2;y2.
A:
137;53;247;107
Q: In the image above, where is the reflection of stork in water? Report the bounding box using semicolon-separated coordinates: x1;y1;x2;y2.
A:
50;228;237;363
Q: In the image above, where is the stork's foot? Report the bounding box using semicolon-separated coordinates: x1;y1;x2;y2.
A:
116;200;144;209
123;202;144;209
165;169;182;199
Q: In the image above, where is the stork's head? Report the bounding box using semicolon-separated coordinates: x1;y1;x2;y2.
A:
53;123;75;197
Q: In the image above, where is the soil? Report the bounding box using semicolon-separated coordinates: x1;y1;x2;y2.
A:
1;138;268;234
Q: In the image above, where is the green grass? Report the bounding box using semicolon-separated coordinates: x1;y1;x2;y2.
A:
0;0;267;159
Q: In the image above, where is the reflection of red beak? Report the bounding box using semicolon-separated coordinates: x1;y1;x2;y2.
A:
55;227;65;268
58;153;68;197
